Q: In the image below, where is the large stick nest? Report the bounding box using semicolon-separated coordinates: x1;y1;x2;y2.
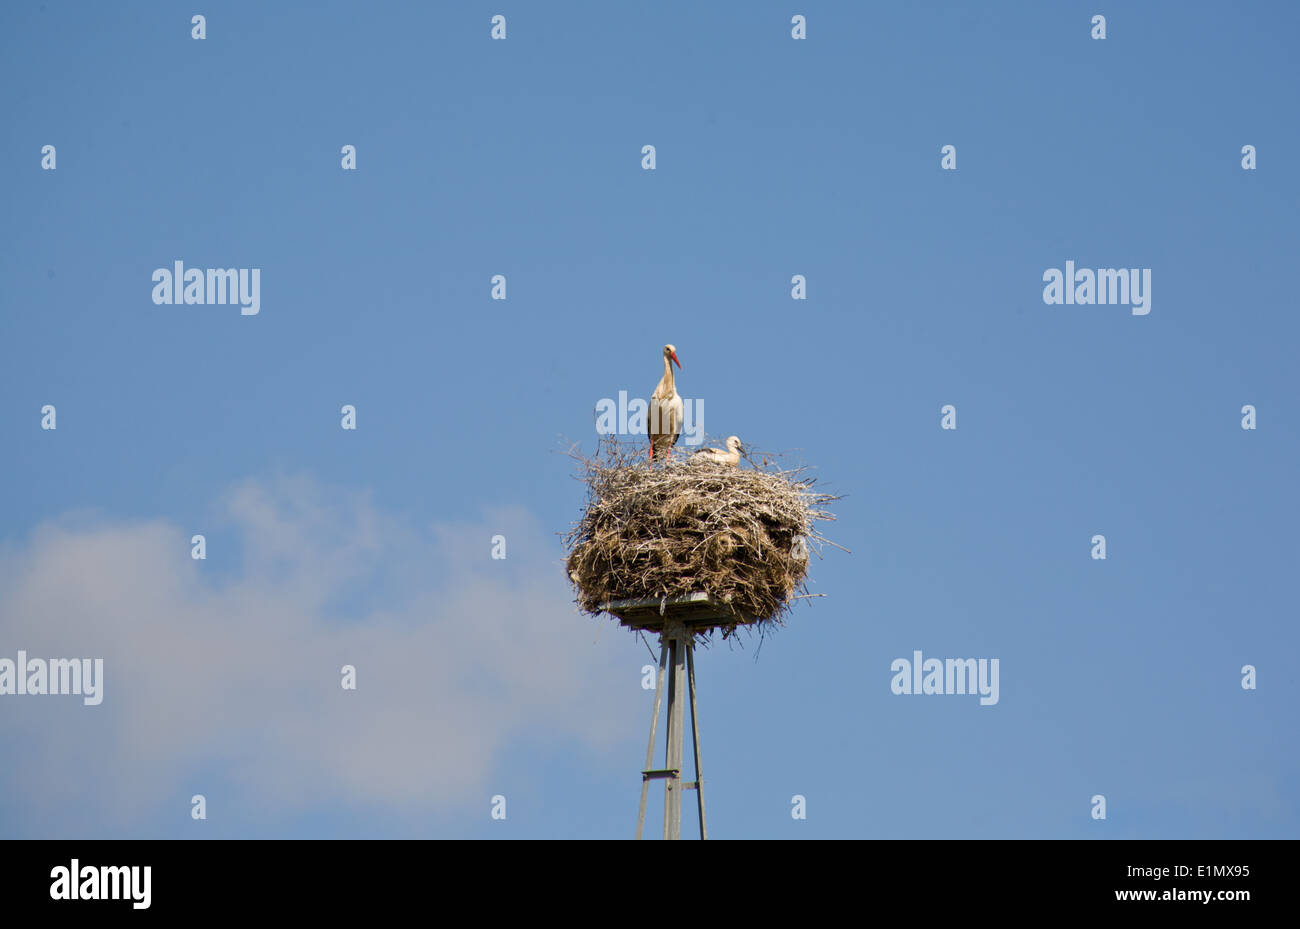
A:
564;435;841;637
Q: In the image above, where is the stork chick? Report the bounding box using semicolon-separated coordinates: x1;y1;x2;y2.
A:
691;435;743;468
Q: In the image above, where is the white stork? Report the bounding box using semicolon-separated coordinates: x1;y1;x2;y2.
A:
648;343;683;463
691;435;743;468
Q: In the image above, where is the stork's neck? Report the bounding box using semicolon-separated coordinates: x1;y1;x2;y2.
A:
662;355;676;393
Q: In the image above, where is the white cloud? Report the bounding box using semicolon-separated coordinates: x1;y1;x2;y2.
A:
0;475;638;835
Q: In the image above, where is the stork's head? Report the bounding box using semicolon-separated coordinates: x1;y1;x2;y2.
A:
726;436;743;453
663;344;682;369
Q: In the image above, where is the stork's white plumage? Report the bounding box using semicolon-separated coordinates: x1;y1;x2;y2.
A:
648;343;683;463
691;435;743;468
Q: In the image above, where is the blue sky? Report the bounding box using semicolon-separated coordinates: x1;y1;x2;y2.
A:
1;0;1297;839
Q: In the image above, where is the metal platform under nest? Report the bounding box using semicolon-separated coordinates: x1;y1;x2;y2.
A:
599;592;753;633
597;592;746;840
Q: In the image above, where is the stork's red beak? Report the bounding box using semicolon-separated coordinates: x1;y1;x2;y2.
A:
671;352;682;369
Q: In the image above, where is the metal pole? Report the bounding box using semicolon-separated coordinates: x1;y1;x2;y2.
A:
663;622;686;840
686;640;707;840
636;639;669;840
